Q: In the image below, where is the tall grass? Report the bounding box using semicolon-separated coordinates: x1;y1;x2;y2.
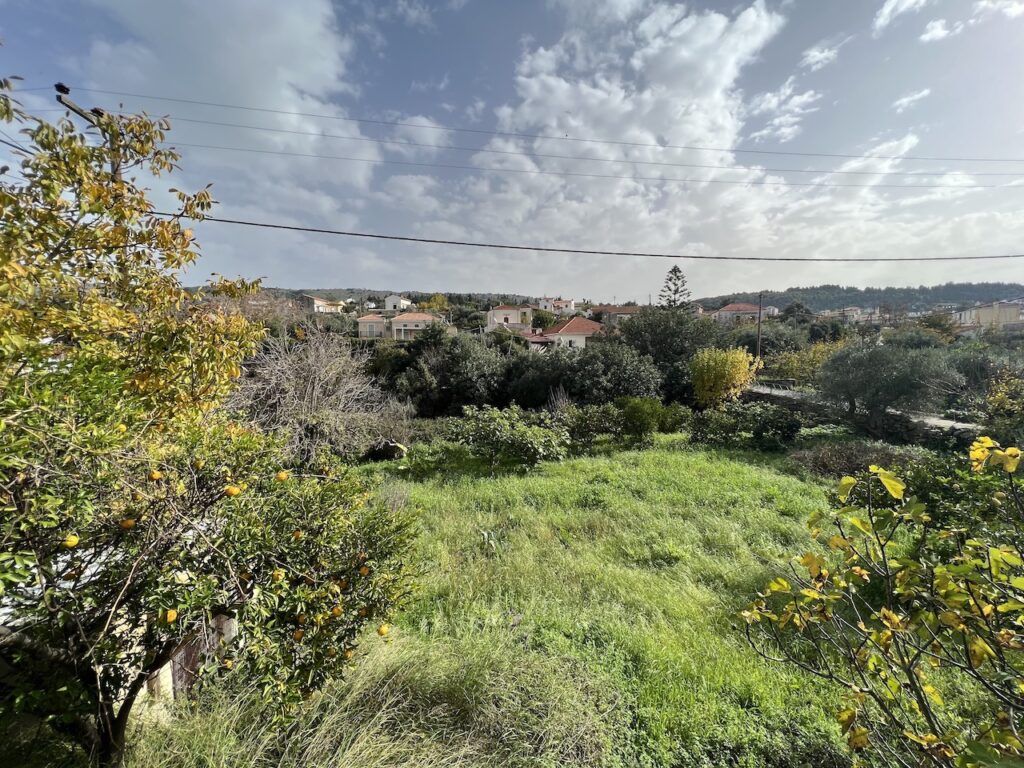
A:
126;438;848;767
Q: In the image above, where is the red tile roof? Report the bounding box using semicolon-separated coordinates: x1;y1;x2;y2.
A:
716;303;761;312
357;314;386;321
544;317;604;336
520;331;556;344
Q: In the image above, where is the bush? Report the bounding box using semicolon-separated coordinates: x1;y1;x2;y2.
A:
402;439;480;479
748;404;803;451
787;438;934;478
690;348;760;408
762;341;846;385
986;368;1024;444
449;405;568;473
689;402;801;451
659;403;692;433
615;397;664;446
548;403;622;454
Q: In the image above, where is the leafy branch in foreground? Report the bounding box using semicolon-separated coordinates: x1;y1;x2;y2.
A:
745;439;1024;767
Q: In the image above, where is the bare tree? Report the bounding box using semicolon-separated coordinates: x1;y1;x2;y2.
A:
228;326;411;462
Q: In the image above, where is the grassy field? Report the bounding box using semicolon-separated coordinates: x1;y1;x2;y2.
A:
127;437;848;768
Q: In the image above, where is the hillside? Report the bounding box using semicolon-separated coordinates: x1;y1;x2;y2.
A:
125;440;846;768
265;287;539;306
696;282;1024;313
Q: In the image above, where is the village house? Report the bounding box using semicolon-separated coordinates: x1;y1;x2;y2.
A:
712;303;779;325
485;304;534;332
355;312;452;340
384;294;416;312
356;313;388;339
538;297;577;316
816;307;863;324
954;301;1024;331
588;304;642;326
541;316;604;349
299;294;350;314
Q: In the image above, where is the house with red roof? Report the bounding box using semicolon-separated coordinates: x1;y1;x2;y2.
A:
541;316;605;349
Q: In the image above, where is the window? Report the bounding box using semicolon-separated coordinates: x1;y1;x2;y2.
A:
567;339;575;348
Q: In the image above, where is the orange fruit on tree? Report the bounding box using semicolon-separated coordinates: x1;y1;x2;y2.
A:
291;529;304;541
119;518;136;530
292;629;305;642
358;565;370;577
148;469;163;482
331;605;343;618
343;648;354;660
165;608;178;623
274;470;289;482
224;485;242;497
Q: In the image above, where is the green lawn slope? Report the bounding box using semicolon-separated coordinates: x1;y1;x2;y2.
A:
129;439;848;768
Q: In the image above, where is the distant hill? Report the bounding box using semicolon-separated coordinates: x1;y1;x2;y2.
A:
696;282;1024;313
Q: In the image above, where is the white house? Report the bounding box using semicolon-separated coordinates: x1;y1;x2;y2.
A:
538;297;576;316
542;316;604;349
300;294;349;314
485;304;534;332
384;294;415;312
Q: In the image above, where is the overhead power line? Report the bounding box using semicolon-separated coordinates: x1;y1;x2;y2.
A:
137;114;1024;179
171;141;1009;190
151;212;1024;262
66;86;1024;164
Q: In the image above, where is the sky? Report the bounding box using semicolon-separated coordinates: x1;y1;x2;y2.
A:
3;0;1024;301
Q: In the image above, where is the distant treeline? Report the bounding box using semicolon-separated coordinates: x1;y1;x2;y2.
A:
696;282;1024;313
262;287;542;307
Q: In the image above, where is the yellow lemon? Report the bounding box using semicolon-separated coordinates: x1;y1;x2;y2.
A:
271;568;285;582
331;606;343;618
165;608;178;623
358;565;370;577
148;470;163;482
224;485;242;497
119;518;136;530
377;623;390;637
63;534;80;549
275;470;289;482
292;629;305;642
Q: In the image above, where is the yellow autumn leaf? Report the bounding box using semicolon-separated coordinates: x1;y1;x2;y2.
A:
800;552;826;578
871;467;905;499
836;708;857;733
837;476;857;502
968;637;996;667
847;726;870;750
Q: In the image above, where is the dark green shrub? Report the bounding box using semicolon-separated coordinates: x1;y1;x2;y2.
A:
549;403;622;454
615;397;663;445
658;403;692;433
689;402;800;451
450;405;568;472
747;403;802;451
689;406;741;445
402;439;480;479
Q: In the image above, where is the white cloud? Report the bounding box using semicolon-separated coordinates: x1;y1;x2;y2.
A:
919;19;963;41
465;98;487;122
973;0;1024;18
873;0;932;36
892;88;931;112
747;76;821;143
410;73;450;93
394;0;433;28
799;36;852;72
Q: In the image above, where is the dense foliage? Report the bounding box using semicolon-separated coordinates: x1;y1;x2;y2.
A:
690;347;761;408
0;92;411;765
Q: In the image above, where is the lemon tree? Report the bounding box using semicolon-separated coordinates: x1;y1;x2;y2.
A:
0;84;412;765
